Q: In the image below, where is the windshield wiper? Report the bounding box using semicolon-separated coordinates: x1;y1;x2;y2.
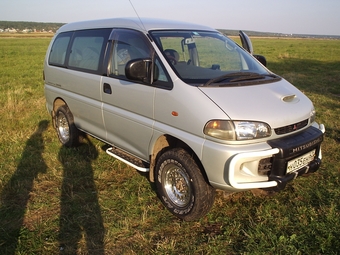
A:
204;72;263;86
229;74;265;82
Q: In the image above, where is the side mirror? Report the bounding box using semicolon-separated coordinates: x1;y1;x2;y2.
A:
239;31;267;67
125;58;159;83
253;54;267;67
239;30;253;55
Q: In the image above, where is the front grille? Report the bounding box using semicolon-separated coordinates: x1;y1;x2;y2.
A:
274;119;308;135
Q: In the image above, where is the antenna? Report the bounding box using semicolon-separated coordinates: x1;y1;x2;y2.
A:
128;0;146;31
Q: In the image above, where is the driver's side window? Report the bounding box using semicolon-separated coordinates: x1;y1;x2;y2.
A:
110;30;151;78
109;29;172;89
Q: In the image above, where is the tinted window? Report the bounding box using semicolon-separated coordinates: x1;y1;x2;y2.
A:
109;29;152;77
68;29;111;72
109;29;172;89
49;32;72;66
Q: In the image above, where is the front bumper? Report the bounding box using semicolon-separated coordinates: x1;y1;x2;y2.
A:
266;125;324;191
228;125;324;191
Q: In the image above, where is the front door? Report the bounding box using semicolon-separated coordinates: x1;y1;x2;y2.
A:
101;29;155;160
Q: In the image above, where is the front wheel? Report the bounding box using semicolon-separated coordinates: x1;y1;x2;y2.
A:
155;148;215;221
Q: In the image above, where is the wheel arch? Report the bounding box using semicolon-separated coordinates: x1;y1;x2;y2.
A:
149;134;209;184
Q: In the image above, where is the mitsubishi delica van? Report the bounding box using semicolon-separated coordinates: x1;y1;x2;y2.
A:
44;18;325;221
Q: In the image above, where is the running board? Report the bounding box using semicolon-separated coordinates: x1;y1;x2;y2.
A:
106;147;150;172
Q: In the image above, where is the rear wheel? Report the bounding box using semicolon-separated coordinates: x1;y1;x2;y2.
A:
55;105;81;147
155;148;215;221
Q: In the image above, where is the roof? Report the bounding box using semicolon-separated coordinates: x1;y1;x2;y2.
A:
57;17;215;34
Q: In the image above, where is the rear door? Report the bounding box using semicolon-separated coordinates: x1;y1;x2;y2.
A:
46;29;111;140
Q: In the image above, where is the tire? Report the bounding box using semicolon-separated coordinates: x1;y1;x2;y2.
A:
55;105;81;147
155;148;216;221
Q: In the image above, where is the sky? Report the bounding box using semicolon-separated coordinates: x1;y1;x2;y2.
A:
1;0;339;36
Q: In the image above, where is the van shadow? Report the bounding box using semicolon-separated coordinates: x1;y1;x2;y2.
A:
0;120;49;255
58;137;105;254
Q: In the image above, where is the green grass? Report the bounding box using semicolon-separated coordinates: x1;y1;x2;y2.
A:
0;36;340;254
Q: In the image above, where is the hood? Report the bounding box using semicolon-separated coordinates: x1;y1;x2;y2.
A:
198;79;313;129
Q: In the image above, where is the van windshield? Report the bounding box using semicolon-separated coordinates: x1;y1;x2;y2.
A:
150;30;276;86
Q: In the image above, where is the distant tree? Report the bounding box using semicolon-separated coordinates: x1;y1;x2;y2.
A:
0;21;64;32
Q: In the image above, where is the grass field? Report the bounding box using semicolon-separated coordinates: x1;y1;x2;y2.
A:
0;36;339;254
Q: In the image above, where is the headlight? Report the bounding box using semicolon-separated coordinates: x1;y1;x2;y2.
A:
204;120;271;141
234;121;271;140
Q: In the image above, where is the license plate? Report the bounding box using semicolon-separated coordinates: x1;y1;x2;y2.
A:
287;150;316;173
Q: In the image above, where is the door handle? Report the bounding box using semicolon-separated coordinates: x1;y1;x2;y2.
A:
103;83;112;94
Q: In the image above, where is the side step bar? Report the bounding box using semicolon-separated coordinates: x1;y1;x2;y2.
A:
106;147;150;172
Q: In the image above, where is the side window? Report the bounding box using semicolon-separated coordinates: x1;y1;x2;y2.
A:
155;58;169;82
109;29;173;89
49;33;72;66
110;30;151;77
68;29;111;72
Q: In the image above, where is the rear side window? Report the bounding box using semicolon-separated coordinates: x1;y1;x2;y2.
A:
49;28;111;73
49;33;72;66
69;30;107;71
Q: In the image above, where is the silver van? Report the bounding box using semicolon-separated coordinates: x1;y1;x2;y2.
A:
44;18;325;221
